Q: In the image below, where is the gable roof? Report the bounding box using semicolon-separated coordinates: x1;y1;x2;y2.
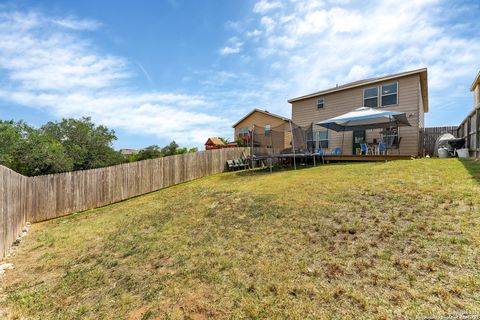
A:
471;71;480;91
205;137;225;146
288;68;429;112
232;108;290;128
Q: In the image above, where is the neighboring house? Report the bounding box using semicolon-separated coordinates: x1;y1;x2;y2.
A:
458;70;480;157
472;71;480;108
119;148;139;156
204;137;226;150
232;109;291;148
288;68;428;156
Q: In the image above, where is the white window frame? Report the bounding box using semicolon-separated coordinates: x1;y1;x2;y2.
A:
317;97;324;109
381;82;398;107
318;130;328;148
238;127;248;138
363;86;379;108
308;131;329;149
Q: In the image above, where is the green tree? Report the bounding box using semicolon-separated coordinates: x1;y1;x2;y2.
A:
218;137;230;144
42;117;124;170
0;121;73;176
188;147;198;153
161;141;179;156
0;120;23;169
137;145;162;160
15;128;73;176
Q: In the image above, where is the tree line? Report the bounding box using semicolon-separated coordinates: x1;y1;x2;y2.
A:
0;117;197;176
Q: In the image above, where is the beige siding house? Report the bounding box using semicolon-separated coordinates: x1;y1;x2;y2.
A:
471;71;480;109
288;68;428;156
232;109;291;148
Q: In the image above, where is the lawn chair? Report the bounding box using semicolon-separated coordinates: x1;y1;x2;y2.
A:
227;160;238;171
237;158;249;169
360;143;368;155
332;147;341;155
378;142;387;155
315;147;325;155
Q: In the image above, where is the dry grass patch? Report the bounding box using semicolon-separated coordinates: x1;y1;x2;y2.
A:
1;158;480;319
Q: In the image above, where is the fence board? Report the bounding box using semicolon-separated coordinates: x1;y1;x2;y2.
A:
458;108;479;158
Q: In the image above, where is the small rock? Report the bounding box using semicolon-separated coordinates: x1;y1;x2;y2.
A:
0;263;14;271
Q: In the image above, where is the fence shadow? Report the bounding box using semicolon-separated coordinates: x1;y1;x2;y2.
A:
459;158;480;184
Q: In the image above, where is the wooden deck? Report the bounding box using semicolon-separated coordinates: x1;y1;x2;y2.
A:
251;153;414;162
320;154;414;162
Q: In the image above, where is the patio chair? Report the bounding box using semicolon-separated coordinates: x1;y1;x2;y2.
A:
238;158;249;169
332;147;341;155
378;142;387;155
315;147;325;155
233;159;248;170
227;160;238;171
360;143;368;155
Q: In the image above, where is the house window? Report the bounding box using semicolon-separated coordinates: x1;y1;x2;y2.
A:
318;130;329;148
317;97;324;109
307;131;329;151
363;87;378;108
381;82;398;106
238;127;249;139
264;124;271;134
381;127;399;146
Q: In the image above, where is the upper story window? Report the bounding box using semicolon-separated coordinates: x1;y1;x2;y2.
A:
317;97;324;109
363;87;378;108
238;127;249;138
264;124;271;135
381;82;398;106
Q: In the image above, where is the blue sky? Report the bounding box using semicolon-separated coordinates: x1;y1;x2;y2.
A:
0;0;479;149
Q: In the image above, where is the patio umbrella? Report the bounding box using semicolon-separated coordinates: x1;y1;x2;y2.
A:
316;107;411;157
316;107;411;132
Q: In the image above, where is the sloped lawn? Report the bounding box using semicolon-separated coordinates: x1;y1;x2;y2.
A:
1;159;480;319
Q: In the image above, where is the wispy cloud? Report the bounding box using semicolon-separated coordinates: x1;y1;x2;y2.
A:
229;0;480;125
0;10;225;145
253;0;283;13
219;37;244;55
50;17;101;30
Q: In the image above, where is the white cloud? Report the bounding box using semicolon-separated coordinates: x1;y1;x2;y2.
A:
220;46;241;55
227;0;480;124
246;29;262;38
219;38;244;55
253;0;283;13
260;16;276;33
0;11;225;145
50;17;101;30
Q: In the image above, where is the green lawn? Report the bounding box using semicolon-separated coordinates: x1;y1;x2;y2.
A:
1;159;480;319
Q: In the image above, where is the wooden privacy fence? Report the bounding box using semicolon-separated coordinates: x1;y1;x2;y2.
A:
0;166;31;261
419;126;458;157
458;108;479;158
0;147;249;258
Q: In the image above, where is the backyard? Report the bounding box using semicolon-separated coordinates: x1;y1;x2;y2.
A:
1;158;479;319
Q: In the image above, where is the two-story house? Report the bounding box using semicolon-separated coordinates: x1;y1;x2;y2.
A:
232;108;291;149
288;68;428;156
